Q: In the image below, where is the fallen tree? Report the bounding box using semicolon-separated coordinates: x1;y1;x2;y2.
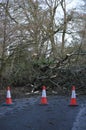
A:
26;52;86;95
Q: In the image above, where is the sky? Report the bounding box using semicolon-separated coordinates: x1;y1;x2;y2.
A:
0;0;84;5
66;0;84;9
57;0;85;15
0;0;85;11
0;0;6;3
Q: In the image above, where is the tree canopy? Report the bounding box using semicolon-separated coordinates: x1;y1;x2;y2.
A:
0;0;86;90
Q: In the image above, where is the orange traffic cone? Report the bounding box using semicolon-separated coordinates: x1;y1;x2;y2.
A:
40;86;48;105
6;86;12;105
69;86;78;106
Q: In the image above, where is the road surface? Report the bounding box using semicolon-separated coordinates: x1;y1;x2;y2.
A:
0;95;86;130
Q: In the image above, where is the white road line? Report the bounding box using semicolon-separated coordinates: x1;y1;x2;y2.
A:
72;105;86;130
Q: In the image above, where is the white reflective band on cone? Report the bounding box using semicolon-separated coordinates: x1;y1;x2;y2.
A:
71;90;76;98
42;90;46;97
7;90;11;98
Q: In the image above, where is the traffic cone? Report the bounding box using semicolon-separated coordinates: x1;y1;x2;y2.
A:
40;86;48;105
69;86;78;106
6;86;12;105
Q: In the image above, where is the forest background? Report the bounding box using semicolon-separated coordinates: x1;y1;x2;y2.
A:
0;0;86;96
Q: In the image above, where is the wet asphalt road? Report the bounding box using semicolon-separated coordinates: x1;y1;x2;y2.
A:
0;95;86;130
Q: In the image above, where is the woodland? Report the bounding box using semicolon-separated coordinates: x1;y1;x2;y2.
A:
0;0;86;95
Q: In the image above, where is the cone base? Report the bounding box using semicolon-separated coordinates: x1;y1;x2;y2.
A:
2;102;14;106
69;98;78;106
6;98;12;105
69;104;78;106
40;97;48;105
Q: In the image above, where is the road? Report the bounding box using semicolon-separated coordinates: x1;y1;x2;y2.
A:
0;95;86;130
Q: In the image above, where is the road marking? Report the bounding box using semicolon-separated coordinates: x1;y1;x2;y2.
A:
72;104;86;130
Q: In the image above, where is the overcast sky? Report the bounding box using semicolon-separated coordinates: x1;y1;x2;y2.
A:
0;0;85;15
67;0;84;8
0;0;85;5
